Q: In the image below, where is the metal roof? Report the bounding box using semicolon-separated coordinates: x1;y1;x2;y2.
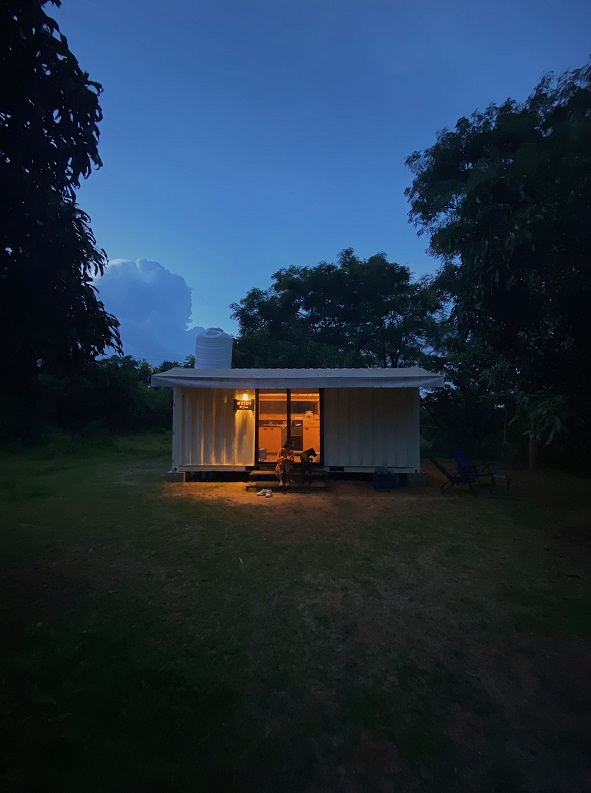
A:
151;367;444;390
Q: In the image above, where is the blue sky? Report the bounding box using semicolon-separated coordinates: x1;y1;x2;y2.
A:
55;0;591;362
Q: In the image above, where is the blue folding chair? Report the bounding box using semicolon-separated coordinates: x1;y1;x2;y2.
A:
452;449;493;479
452;449;511;495
429;457;478;495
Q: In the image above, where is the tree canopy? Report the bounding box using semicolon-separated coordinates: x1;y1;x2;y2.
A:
0;0;120;421
231;249;444;369
405;61;591;453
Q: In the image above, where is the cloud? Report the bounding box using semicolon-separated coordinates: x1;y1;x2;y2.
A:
95;259;204;365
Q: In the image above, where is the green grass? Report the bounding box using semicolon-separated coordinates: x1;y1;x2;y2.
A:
1;435;590;792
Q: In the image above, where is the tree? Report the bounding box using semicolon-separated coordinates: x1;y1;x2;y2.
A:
55;356;172;434
0;0;120;435
231;249;444;369
405;62;591;464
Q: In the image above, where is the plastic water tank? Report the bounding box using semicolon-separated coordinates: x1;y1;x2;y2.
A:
194;328;233;369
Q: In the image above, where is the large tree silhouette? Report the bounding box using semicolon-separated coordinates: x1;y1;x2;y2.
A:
231;249;443;369
406;62;591;461
1;0;120;434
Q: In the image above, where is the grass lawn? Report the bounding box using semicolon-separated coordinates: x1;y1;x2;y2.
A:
1;432;590;792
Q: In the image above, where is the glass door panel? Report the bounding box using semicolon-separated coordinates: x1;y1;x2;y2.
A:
257;390;320;463
291;391;320;456
257;391;287;461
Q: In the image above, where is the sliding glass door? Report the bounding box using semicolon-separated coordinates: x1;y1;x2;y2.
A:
256;390;320;463
257;391;287;462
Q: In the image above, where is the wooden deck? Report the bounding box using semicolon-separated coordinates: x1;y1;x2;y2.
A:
246;465;329;492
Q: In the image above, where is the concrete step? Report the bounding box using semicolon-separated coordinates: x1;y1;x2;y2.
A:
246;480;330;493
248;468;328;483
246;468;329;492
248;471;282;482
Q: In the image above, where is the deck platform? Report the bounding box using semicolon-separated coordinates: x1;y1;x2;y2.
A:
246;464;329;492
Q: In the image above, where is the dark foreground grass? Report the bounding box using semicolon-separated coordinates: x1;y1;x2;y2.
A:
0;434;590;792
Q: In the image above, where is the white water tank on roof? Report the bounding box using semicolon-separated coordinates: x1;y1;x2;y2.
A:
194;327;233;368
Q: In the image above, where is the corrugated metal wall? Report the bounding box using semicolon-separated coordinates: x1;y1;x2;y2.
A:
172;386;419;471
175;388;255;467
323;388;420;470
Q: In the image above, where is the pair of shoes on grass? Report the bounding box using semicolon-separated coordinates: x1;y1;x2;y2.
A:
257;489;273;498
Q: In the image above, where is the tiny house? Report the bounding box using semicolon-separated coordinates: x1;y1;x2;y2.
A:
151;367;444;479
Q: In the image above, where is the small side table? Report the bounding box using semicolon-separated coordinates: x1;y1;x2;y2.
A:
490;473;511;496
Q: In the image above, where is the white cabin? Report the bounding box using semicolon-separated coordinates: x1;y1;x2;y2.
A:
150;367;444;478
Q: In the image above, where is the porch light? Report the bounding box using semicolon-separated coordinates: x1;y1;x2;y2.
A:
234;393;254;411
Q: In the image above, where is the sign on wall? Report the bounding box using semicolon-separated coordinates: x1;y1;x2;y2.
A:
234;398;254;411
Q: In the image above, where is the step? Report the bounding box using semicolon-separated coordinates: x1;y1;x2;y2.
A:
248;468;328;483
248;472;282;482
247;468;329;492
246;480;330;492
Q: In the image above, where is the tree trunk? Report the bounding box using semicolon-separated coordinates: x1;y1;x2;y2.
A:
528;434;539;470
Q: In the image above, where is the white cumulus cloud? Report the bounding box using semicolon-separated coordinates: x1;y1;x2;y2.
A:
95;259;204;365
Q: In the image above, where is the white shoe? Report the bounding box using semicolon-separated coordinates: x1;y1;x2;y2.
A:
257;489;267;496
265;489;273;497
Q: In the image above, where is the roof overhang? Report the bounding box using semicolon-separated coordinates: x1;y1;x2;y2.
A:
151;367;444;390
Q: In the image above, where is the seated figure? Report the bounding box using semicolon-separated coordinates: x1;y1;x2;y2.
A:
275;439;295;486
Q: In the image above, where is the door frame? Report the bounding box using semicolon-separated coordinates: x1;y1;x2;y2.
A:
254;388;323;466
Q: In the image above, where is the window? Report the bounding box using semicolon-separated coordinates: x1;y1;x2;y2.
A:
256;390;320;461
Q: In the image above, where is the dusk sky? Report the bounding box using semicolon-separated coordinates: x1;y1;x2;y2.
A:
55;0;591;363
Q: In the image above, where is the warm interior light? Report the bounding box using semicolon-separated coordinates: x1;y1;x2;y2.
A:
242;393;249;401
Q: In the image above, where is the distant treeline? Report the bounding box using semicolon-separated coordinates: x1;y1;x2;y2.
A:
0;356;195;443
1;350;586;469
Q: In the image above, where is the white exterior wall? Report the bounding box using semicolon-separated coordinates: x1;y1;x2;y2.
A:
323;388;420;471
171;385;421;472
171;387;183;470
172;387;255;469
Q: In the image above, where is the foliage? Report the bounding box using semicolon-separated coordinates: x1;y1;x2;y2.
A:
0;355;181;441
405;61;591;453
57;356;172;434
513;388;567;446
231;248;444;368
152;355;195;373
0;0;121;427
